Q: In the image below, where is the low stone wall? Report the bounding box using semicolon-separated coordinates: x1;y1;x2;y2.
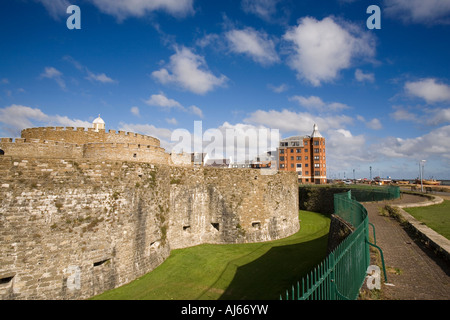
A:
393;195;450;262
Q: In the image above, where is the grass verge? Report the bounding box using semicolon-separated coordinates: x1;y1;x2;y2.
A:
403;200;450;240
92;210;330;300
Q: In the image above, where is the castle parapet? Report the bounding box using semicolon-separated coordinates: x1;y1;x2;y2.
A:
21;126;161;148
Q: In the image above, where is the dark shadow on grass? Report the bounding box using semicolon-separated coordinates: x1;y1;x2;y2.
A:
217;234;329;300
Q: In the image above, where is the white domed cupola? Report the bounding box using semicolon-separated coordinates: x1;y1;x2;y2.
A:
93;114;105;132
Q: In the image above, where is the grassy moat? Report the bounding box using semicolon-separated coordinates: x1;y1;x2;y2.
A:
92;210;330;300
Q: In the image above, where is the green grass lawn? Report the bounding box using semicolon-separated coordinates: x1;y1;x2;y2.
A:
404;200;450;240
92;210;330;300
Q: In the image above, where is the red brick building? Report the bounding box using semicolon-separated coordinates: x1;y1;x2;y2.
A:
277;124;327;184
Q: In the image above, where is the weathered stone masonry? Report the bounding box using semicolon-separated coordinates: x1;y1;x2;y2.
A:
0;125;299;300
0;157;299;300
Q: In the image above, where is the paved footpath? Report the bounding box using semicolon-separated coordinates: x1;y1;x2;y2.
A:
362;194;450;300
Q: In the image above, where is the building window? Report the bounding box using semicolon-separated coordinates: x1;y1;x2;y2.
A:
305;156;308;160
314;164;320;168
296;149;301;153
304;149;308;153
280;149;285;154
291;156;294;160
280;164;285;169
280;156;285;161
314;156;320;160
291;164;294;168
296;156;301;160
314;148;320;153
305;164;308;167
290;149;294;153
315;171;320;176
314;141;319;145
305;171;309;175
296;163;302;168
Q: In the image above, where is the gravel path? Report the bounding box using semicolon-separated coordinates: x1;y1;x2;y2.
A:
362;194;450;300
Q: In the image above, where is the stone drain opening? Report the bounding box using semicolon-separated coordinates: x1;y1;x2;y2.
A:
211;223;220;231
0;274;15;285
93;258;111;267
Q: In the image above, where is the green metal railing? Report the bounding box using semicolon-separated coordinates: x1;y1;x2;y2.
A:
281;187;399;300
349;185;400;202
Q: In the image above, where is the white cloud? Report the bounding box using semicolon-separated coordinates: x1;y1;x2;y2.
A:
64;56;117;84
267;83;288;93
390;106;419;122
1;78;9;85
355;69;375;83
130;106;140;116
427;108;450;125
384;0;450;25
165;118;178;125
326;129;369;163
376;125;450;159
145;92;183;109
290;95;351;112
241;0;280;21
225;27;279;66
144;92;204;118
40;67;66;89
366;118;383;130
283;16;375;86
34;0;70;19
88;0;194;21
152;46;228;95
189;105;204;118
86;71;116;84
405;78;450;104
244;109;353;134
0;104;91;136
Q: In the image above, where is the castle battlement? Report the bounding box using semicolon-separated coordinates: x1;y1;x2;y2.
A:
21;126;161;147
0;118;168;165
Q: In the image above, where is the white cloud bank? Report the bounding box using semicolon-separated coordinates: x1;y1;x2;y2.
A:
405;78;450;104
152;47;228;95
36;0;194;20
225;27;279;66
283;16;375;86
384;0;450;25
40;67;66;89
0;104;91;136
144;92;204;118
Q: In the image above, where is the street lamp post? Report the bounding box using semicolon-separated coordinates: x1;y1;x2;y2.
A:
420;160;426;192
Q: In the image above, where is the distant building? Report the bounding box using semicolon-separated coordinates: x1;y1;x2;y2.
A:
204;158;230;168
277;124;327;184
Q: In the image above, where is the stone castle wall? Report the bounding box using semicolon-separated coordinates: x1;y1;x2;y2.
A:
0;127;170;165
21;127;161;147
0;156;299;300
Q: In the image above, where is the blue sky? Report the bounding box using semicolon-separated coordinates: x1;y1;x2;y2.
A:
1;0;450;180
